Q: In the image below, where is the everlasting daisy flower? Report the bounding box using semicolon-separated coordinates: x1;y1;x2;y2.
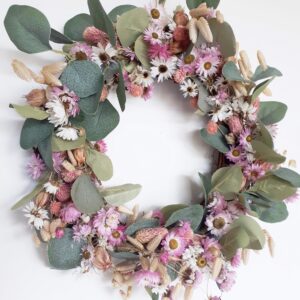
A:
73;223;92;242
24;202;48;230
56;126;79;141
205;212;232;237
232;99;257;121
108;226;126;247
69;42;93;60
148;43;171;60
133;66;154;88
60;203;81;223
52;152;65;173
143;84;155;101
180;267;202;287
146;0;168;27
226;146;246;163
216;266;236;292
92;43;117;66
177;49;199;74
180;79;199;98
44;182;59;195
26;153;46;180
95;140;107;153
201;237;221;263
81;244;95;273
182;245;206;271
135;270;161;288
93;207;120;236
144;25;164;45
239;128;253;147
207;193;227;215
209;104;233;122
162;231;186;257
243;163;265;181
151;57;177;83
196;54;220;78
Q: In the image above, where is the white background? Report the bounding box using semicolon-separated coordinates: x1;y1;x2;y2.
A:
0;0;300;299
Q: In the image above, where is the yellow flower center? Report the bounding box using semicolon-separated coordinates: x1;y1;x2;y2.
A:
232;149;240;157
82;250;91;260
184;54;195;64
152;32;159;39
169;239;179;250
204;61;212;70
112;231;121;238
213;217;226;229
246;135;252;142
151;8;160;19
197;256;207;268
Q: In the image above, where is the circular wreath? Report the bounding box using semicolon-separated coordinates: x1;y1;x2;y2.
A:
5;0;300;299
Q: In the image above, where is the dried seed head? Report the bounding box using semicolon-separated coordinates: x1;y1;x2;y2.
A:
118;206;134;216
263;87;272;97
196;17;213;43
238;59;249;80
234;82;248;96
73;148;86;166
112;272;124;287
157;264;170;285
115;261;137;273
67;150;78;167
239;50;252;76
93;247;112;270
257;50;268;71
140;257;150;270
242;248;250;265
212;257;223;279
127;204;139;225
190;3;210;19
42;70;62;87
61;160;76;172
136;227;168;244
216;10;224;23
11;59;33;81
184;286;194;300
188;18;198;44
35;191;50;207
150;257;159;272
31;72;46;84
147;234;164;252
49;218;64;237
116;242;139;253
25;89;47;107
127;236;144;251
42;62;67;75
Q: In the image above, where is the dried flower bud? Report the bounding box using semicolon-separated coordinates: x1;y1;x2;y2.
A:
190;3;210;19
227;116;243;135
42;70;62;87
83;26;109;45
35;191;50;207
136;227;168;244
11;59;33;81
100;85;109;102
25;89;47;107
174;10;189;26
93;247;112;270
50;201;62;216
56;184;71;202
206;121;219;135
196;17;213;43
42;62;67;75
216;10;224;23
188;18;198;44
73;148;86;166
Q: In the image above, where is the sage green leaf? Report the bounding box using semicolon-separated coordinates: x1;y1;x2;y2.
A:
146;288;159;300
50;28;73;44
161;204;188;221
79;93;102;116
258;101;288;125
165;204;204;231
272;168;300;187
208;19;236;59
116;8;150;47
72;99;120;141
52;134;86;152
38;135;53;169
88;0;116;45
48;228;84;270
64;13;93;41
110;252;139;260
125;219;159;236
108;5;137;23
60;60;103;98
187;0;220;9
222;61;244;81
4;5;52;53
20;119;54;150
200;126;230;154
251;78;274;101
252;140;286;164
135;35;151;69
256;123;274;149
167;262;181;281
195;80;210;114
100;184;142;205
10;104;49;120
86;147;113;181
198;173;212;204
211;166;243;196
116;62;127;111
71;174;104;214
250;175;297;201
252;66;282;82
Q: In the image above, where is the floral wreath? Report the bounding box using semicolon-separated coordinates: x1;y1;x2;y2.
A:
4;0;300;299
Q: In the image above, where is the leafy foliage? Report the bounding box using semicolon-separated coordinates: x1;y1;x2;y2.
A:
258;101;288;125
125;219;159;236
108;5;137;23
64;13;93;41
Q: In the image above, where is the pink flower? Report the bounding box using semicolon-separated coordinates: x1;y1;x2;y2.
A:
243;163;265;182
135;270;161;287
143;84;154;101
162;232;186;257
83;26;108;45
61;169;82;183
55;228;64;239
285;192;300;203
128;83;144;97
226;146;246;164
50;201;62;216
148;43;171;60
207;121;219;135
217;267;236;292
69;42;93;60
159;252;170;265
56;184;71;202
73;223;92;242
239;128;253;147
201;237;221;263
208;193;227;214
227;115;243;135
152;209;165;225
108;226;126;247
60;203;81;223
52;152;65;173
122;47;136;61
93;207;120;236
144;25;163;45
95;140;107;153
173;69;186;84
231;251;242;268
26;153;46;180
176;221;193;241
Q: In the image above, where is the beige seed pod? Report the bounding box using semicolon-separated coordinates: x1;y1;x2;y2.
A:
67;150;78;167
115;261;137;273
127;204;139;225
32;233;41;247
35;191;50;207
257;50;268;71
216;10;224;23
62;160;76;172
212;257;223;279
184;286;194;300
42;62;67;75
157;264;170;285
127;236;144;251
242;249;250;265
150;257;159;272
190;3;210;19
239;50;252;71
234;82;248;97
40;229;51;242
147;234;164;252
263;87;272;97
49;218;64;237
11;59;33;81
42;70;62;87
112;272;124;287
232;85;243;98
188;18;198;44
238;59;249;80
140;257;150;270
118;206;134;216
196;17;213;43
289;160;297;168
136;227;168;244
31;72;46;84
116;243;139;253
143;210;153;219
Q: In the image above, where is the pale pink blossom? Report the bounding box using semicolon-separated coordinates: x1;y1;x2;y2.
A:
60;203;81;223
135;270;161;287
128;83;144;97
227;115;243;135
83;26;108;45
26;153;46;180
207;121;219;135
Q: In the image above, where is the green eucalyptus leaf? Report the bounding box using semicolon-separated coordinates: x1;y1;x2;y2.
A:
146;288;159;300
208;18;236;59
200;126;230;154
258;101;288;125
88;0;116;45
256;123;274;149
116;62;127;111
38;135;53;169
100;184;142;206
64;14;93;41
271;168;300;188
252;66;282;82
167;262;181;281
48;228;84;270
250;175;297;201
20;119;54;150
222;61;244;81
71;174;104;214
110;252;139;260
165;204;204;231
86;147;113;181
251;78;274;101
116;8;150;47
252;140;286;164
50;28;73;44
187;0;220;9
211;166;243;196
161;204;188;221
10;104;49;120
125;219;159;236
195;80;210;114
52;134;86;152
135;35;151;70
198;172;212;204
108;5;137;23
60;60;103;98
72;99;120;141
4;5;52;53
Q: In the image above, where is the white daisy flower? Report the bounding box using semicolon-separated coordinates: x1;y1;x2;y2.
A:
23;202;48;230
81;245;95;273
182;245;207;271
151;57;177;83
45;99;69;127
56;126;79;141
196;54;220;78
180;79;199;98
152;285;168;297
231;99;257;121
132;66;154;87
144;24;164;45
210;104;233;122
44;182;59;195
146;0;169;27
205;212;232;237
92;43;118;66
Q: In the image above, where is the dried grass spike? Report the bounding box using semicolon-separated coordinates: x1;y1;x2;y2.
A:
212;257;223;279
11;59;33;81
126;236;144;251
43;62;67;75
147;234;164;252
188;18;198;44
196;17;213;43
242;248;250;265
216;10;224;23
257;50;268;71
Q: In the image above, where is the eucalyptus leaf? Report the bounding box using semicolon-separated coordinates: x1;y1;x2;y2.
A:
4;5;52;53
252;65;282;82
125;219;159;236
146;288;159;300
222;61;244;81
20;119;54;150
64;14;93;41
167;262;181;281
198;172;212;204
50;28;73;44
271;168;300;188
100;184;142;206
135;35;151;70
116;8;150;47
116;62;127;111
52;134;86;152
88;0;116;45
10;104;49;120
86;147;113;181
251;78;274;101
165;204;204;231
110;252;139;260
258;101;287;125
252;140;286;164
48;228;84;270
195;79;210;114
256;123;274;149
161;204;188;221
108;5;137;23
187;0;220;9
71;174;104;214
60;60;103;98
38;135;53;169
79;94;101;116
200;126;229;154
